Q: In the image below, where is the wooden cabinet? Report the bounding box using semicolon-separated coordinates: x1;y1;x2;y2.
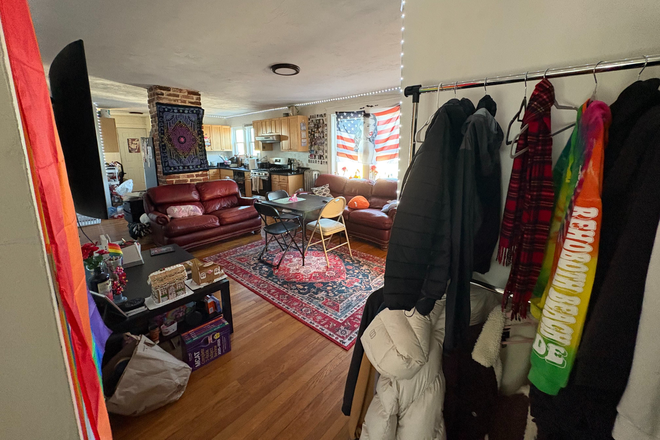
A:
202;124;231;151
270;174;304;195
220;169;234;180
209;169;220;180
100;118;119;153
252;115;308;152
253;120;273;152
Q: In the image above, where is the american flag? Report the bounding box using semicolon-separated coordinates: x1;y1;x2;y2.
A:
372;105;400;162
336;111;364;162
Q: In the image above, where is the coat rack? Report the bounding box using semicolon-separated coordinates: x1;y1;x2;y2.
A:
403;54;660;161
402;54;660;298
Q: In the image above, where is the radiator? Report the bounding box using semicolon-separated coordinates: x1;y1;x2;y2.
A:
304;170;320;191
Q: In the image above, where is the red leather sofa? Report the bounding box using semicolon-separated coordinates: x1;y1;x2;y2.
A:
313;174;398;249
143;179;261;250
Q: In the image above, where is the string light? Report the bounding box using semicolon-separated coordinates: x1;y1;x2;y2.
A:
220;87;403;118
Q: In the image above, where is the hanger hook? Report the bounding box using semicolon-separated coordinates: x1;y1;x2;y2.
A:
484;77;488;95
454;81;458;96
543;68;551;80
592;61;604;97
524;72;528;99
436;82;442;108
638;55;649;80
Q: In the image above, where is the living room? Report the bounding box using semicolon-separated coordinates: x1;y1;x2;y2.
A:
5;1;660;440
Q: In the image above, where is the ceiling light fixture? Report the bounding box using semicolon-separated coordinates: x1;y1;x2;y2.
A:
270;63;301;76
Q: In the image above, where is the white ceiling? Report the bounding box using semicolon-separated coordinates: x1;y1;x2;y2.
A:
28;0;402;116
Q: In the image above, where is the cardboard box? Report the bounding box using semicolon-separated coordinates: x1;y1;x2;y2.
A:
181;317;231;371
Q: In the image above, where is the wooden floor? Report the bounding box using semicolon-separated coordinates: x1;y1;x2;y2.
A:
82;219;386;440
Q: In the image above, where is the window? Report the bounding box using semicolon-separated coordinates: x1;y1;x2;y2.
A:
232;126;246;155
232;126;255;156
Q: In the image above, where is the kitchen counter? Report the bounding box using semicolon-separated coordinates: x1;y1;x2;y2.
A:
210;165;250;172
268;169;305;175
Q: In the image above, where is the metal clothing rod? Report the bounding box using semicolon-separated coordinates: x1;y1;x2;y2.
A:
470;279;504;296
405;54;660;97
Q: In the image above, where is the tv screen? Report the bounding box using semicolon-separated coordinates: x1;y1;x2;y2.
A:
49;40;110;219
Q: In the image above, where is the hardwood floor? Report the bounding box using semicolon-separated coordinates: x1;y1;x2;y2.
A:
83;219;386;440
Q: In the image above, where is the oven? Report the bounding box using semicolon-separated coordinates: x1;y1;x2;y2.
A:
250;169;271;196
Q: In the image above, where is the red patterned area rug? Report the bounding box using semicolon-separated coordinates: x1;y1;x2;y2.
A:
205;241;385;349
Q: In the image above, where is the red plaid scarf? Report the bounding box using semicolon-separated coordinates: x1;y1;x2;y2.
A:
498;79;555;316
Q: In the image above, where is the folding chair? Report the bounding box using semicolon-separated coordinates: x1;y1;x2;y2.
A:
254;202;304;268
266;190;300;222
304;197;353;267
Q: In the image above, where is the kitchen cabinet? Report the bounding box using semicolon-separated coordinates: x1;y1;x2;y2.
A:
253;120;273;152
252;115;308;152
220;169;234;180
209;169;220;180
203;125;231;151
271;174;304;195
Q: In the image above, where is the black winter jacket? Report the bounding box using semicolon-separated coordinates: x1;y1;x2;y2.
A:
384;98;474;313
446;97;503;348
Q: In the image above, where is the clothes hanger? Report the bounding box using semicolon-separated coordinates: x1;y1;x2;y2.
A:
505;72;528;146
590;61;604;101
414;82;442;142
509;69;578;158
638;55;649;80
484;77;488;95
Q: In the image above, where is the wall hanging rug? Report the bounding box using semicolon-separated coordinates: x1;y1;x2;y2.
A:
156;103;208;175
206;241;384;349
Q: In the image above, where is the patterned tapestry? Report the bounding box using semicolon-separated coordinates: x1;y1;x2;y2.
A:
156;103;208;175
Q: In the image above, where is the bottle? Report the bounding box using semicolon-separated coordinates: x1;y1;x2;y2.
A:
89;263;112;299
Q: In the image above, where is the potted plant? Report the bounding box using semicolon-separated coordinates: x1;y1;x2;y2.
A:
81;243;111;297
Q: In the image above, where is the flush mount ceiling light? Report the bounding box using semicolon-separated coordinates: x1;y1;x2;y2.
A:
270;63;300;76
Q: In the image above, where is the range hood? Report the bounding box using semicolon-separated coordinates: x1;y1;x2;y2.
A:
255;134;281;143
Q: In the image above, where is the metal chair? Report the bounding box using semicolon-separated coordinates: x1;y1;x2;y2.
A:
304;197;352;267
266;190;300;222
255;202;304;268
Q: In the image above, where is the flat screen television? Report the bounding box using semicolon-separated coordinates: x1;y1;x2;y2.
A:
49;39;110;219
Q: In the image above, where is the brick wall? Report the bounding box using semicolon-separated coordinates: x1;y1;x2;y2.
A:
147;85;209;185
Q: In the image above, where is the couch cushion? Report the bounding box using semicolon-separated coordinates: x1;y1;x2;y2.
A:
348;208;393;230
160;201;205;216
212;206;259;226
147;184;200;213
203;195;238;213
164;214;220;238
196;180;239;201
369;179;398;209
344;178;375;199
314;174;347;197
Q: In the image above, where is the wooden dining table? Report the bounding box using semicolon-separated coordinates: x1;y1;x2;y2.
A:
260;194;333;254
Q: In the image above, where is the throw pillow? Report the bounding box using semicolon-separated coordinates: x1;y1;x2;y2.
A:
311;183;332;197
381;200;399;213
348;196;370;209
167;205;203;219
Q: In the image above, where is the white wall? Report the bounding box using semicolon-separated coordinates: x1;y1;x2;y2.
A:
403;0;660;289
222;92;402;173
0;27;81;439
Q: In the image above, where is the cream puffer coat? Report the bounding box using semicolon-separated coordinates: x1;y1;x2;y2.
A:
360;291;499;440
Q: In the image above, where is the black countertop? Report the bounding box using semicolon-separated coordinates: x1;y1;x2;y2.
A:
269;169;305;175
210;166;250;172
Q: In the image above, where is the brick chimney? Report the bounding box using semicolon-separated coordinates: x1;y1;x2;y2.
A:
147;86;209;185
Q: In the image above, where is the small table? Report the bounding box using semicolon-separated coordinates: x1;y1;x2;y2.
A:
104;244;233;335
261;194;332;254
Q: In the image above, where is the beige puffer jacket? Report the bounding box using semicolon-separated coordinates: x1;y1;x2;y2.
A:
360;291;499;440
